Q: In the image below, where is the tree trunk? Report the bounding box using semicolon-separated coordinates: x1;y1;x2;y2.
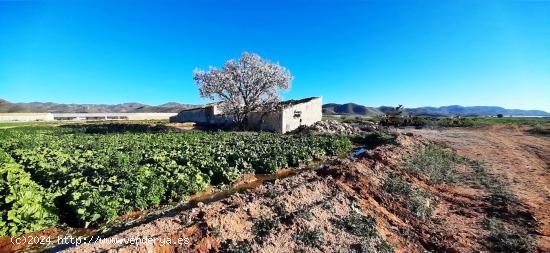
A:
242;114;249;130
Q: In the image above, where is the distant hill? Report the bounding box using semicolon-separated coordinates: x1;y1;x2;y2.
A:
404;105;550;117
323;103;550;117
3;99;548;117
0;99;198;113
323;103;384;116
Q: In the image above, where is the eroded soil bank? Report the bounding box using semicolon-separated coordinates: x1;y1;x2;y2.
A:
24;125;550;252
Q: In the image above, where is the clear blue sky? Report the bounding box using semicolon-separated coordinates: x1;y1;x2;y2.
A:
1;0;549;111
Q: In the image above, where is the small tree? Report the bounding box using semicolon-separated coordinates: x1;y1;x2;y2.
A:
193;52;293;128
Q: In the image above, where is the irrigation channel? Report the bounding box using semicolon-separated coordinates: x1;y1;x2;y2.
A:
2;147;368;253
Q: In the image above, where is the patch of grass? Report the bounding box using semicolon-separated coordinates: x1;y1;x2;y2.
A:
382;173;438;220
376;241;396;253
351;241;396;253
527;125;550;136
294;227;324;248
462;117;550;126
265;184;279;198
210;224;222;238
293;207;313;221
406;190;437;220
403;144;466;184
275;203;313;225
482;215;533;252
220;239;253;253
488;230;534;253
463;160;516;205
482;216;500;230
463;160;494;189
322;202;336;213
489;184;516;205
382;172;412;196
353;130;397;147
252;217;279;241
0;121;61;128
272;202;288;217
333;212;377;238
391;116;550;128
335;211;396;253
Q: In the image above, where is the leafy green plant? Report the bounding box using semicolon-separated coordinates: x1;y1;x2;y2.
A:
0;126;352;230
294;227;323;248
0;149;58;236
252;217;279;241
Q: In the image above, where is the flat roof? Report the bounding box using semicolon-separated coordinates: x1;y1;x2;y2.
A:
279;97;320;107
0;113;51;116
51;113;176;117
177;104;217;112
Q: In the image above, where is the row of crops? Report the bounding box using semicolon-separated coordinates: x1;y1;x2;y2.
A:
0;125;352;237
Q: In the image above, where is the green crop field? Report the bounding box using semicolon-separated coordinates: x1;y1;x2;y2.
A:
0;124;352;237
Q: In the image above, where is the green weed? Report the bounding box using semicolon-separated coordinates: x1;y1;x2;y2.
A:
488;230;533;253
220;239;253;253
403;144;466;184
382;173;438;220
294;227;324;248
354;131;397;147
252;217;279;241
333;212;377;238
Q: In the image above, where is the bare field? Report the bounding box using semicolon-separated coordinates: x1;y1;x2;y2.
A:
406;124;550;251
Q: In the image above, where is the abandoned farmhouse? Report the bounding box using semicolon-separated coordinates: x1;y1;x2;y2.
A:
169;97;322;133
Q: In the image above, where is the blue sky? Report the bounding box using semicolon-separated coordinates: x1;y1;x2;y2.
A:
1;0;549;111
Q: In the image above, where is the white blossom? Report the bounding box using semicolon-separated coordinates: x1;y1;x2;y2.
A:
193;52;293;127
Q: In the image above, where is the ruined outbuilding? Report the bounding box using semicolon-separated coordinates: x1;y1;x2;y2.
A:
169;97;322;133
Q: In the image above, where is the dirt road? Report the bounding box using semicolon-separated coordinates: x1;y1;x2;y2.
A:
408;124;550;250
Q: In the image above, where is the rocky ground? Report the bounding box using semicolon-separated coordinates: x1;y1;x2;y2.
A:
296;120;374;135
47;124;549;253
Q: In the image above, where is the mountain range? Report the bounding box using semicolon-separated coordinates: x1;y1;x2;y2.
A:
322;103;550;117
1;99;548;116
0;99;197;113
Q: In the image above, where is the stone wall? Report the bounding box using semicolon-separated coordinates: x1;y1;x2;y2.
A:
169;108;212;123
169;106;233;125
281;97;322;133
53;113;176;121
248;111;283;132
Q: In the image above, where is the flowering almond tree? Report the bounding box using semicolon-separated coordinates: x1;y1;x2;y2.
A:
193;52;293;128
